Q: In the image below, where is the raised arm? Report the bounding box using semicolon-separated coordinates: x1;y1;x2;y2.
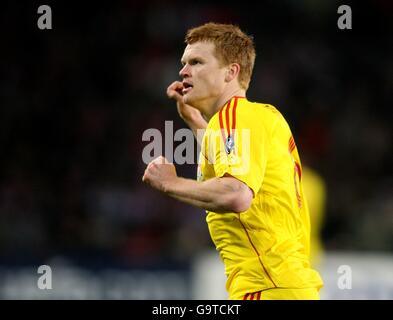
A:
167;81;207;144
142;156;253;213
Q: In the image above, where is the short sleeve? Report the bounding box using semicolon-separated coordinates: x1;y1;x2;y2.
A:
206;114;268;196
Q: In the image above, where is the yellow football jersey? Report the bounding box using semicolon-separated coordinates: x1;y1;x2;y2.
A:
197;96;324;299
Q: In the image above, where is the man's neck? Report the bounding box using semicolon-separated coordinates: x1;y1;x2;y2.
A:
204;88;246;121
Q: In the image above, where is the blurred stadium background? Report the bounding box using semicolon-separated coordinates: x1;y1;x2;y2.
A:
0;0;392;299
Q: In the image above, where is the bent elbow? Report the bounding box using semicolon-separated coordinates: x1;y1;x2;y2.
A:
216;176;253;213
231;198;251;213
229;188;253;213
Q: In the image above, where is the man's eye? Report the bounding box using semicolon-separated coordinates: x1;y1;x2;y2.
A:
190;60;201;65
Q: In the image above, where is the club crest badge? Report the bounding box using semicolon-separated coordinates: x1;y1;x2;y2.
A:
225;135;235;154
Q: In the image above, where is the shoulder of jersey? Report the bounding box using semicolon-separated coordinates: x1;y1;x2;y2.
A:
208;99;282;128
238;100;283;122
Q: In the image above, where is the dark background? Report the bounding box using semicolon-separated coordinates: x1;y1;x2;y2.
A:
0;0;392;270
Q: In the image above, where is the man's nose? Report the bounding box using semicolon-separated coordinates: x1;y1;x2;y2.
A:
179;64;190;78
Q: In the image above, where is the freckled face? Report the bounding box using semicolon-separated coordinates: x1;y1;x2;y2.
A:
179;42;227;109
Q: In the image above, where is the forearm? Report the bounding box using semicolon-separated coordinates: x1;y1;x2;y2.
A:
182;111;207;145
164;176;251;213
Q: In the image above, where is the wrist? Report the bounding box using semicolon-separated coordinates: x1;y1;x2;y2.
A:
162;176;179;194
180;108;197;122
183;110;206;128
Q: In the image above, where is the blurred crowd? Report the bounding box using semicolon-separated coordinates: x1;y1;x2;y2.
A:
0;1;392;269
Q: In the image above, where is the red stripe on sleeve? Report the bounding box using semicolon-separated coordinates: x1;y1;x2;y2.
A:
231;97;238;134
250;293;255;300
243;293;250;300
295;161;302;180
256;291;261;300
289;136;296;153
219;106;227;146
225;100;231;137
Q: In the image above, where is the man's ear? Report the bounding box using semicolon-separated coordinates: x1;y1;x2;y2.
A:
225;63;241;82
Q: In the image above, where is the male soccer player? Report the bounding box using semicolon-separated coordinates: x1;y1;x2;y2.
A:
142;23;324;299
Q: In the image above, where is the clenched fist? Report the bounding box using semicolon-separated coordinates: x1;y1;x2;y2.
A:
142;156;177;192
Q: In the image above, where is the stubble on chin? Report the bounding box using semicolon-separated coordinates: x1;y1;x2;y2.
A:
184;94;206;113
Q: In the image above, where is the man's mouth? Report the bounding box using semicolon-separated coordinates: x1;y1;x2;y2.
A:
182;82;193;94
